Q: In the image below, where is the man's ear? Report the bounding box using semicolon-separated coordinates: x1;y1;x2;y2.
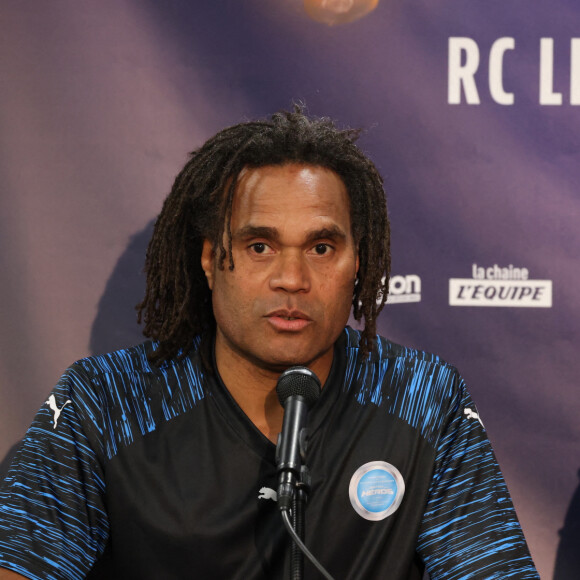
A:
201;239;215;290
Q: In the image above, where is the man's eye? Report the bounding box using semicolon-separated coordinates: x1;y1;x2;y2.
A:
250;243;269;254
314;244;330;255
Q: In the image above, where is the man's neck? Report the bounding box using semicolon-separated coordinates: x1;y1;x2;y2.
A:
213;340;333;444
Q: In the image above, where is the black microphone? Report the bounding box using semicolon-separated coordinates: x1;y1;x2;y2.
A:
275;366;321;510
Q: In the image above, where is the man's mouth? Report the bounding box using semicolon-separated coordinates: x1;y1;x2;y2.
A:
266;310;312;331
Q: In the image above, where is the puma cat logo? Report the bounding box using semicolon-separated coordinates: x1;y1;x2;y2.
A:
258;487;277;502
464;408;484;428
46;395;72;429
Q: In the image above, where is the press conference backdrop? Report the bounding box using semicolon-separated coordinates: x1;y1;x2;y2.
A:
1;2;578;578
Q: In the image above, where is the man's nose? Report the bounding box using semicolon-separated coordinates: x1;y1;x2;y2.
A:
268;251;311;293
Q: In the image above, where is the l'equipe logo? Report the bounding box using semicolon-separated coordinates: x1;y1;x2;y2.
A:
449;263;552;307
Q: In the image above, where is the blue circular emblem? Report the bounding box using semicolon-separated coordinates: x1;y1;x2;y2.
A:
349;461;405;521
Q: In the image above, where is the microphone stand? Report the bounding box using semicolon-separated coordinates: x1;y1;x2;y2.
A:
280;464;333;580
275;367;334;580
289;466;311;580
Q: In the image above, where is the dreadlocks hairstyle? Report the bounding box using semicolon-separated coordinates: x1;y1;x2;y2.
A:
137;107;391;365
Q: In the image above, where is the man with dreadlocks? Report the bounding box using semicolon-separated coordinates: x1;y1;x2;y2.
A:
0;109;537;579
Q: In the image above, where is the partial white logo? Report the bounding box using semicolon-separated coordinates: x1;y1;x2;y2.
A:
448;36;580;107
349;461;405;521
464;408;484;428
449;263;552;308
379;275;422;305
258;487;277;502
388;274;421;304
46;394;72;429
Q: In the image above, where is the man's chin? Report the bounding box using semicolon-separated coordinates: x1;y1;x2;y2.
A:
254;357;309;374
250;347;333;378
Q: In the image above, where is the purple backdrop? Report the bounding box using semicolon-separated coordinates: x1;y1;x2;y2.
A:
1;1;579;577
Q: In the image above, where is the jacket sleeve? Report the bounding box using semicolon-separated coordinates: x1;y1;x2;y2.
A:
416;374;539;579
0;367;109;580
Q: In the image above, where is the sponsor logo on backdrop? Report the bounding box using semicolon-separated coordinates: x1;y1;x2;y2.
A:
448;37;580;105
383;274;421;304
449;263;552;307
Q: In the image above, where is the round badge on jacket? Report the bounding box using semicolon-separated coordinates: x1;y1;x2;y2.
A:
349;461;405;521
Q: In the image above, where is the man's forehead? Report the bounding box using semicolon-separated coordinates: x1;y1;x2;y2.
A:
226;164;354;241
233;163;347;200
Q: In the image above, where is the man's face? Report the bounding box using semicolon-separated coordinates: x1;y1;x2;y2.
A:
201;163;359;381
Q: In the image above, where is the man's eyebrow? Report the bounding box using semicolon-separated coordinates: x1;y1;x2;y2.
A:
234;225;279;240
304;226;347;242
233;224;347;242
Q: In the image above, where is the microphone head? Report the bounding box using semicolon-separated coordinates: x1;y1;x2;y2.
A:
276;366;321;409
